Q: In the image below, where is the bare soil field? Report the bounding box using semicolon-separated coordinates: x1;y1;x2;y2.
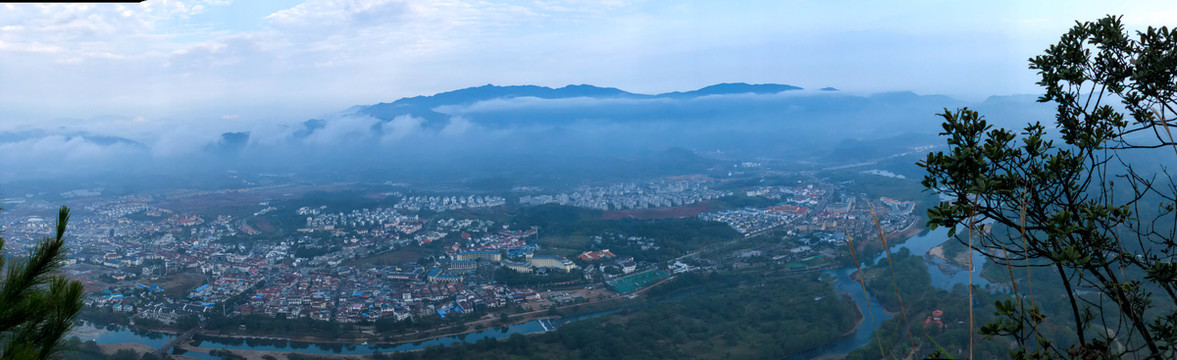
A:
158;270;206;299
343;246;426;266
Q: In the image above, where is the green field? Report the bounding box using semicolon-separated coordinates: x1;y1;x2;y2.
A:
610;270;670;294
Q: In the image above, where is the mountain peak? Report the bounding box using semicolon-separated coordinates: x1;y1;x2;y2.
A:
657;83;803;98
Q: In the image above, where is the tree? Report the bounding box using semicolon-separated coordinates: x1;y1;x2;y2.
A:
0;206;85;359
108;349;140;360
921;16;1177;359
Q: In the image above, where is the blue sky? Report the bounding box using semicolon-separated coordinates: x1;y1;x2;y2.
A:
0;0;1173;125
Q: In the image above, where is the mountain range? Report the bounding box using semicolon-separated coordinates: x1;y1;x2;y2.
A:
0;82;1054;190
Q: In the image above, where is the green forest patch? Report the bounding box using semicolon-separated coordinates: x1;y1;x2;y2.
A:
343;246;428;267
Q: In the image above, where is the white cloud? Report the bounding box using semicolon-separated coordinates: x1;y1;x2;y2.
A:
245;121;297;146
380;114;422;143
304;114;379;145
151;126;224;157
266;0;410;27
2;0;1174;138
440;116;473;136
0;135;143;164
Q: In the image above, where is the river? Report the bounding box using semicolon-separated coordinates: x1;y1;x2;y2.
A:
74;227;989;359
792;226;993;359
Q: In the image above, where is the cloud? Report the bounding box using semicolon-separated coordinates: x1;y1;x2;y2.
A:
0;0;656;120
151;126;225;157
303;114;379;145
266;0;411;28
380;114;423;143
0;40;64;53
246;121;297;146
440;116;473;136
4;0;1173;155
0;134;144;164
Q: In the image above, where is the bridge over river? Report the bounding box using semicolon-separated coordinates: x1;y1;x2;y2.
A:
152;327;200;356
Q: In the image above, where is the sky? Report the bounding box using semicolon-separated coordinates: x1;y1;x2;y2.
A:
0;0;1174;127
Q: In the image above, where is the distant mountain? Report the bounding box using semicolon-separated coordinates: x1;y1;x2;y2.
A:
655;83;803;98
356;84;644;130
5;81;1054;188
243;81;976;185
267;82;974;156
204;132;249;156
380;84;641;108
364;82;800;110
300;82;810;136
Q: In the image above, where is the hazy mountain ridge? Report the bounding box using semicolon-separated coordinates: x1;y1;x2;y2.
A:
341;82;804;132
0;83;1053;189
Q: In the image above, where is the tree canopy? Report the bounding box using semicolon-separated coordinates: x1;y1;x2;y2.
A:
0;206;86;360
921;16;1177;359
0;207;85;357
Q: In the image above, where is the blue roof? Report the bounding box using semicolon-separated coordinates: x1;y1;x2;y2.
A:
437;305;464;318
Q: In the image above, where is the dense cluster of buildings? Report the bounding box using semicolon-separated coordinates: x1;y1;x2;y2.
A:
703;183;919;246
746;184;824;204
700;208;798;235
392;195;506;212
300;207;419;232
519;179;731;211
1;175;921;333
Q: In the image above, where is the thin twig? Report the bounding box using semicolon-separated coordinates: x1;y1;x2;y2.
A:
868;202;917;353
968;208;976;360
846;234;890;359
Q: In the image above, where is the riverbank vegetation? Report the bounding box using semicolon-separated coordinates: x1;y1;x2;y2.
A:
381;269;857;359
847;240;1102;359
59;337;171;360
849;249;1008;359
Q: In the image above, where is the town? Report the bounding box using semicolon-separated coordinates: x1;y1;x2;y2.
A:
0;173;919;342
